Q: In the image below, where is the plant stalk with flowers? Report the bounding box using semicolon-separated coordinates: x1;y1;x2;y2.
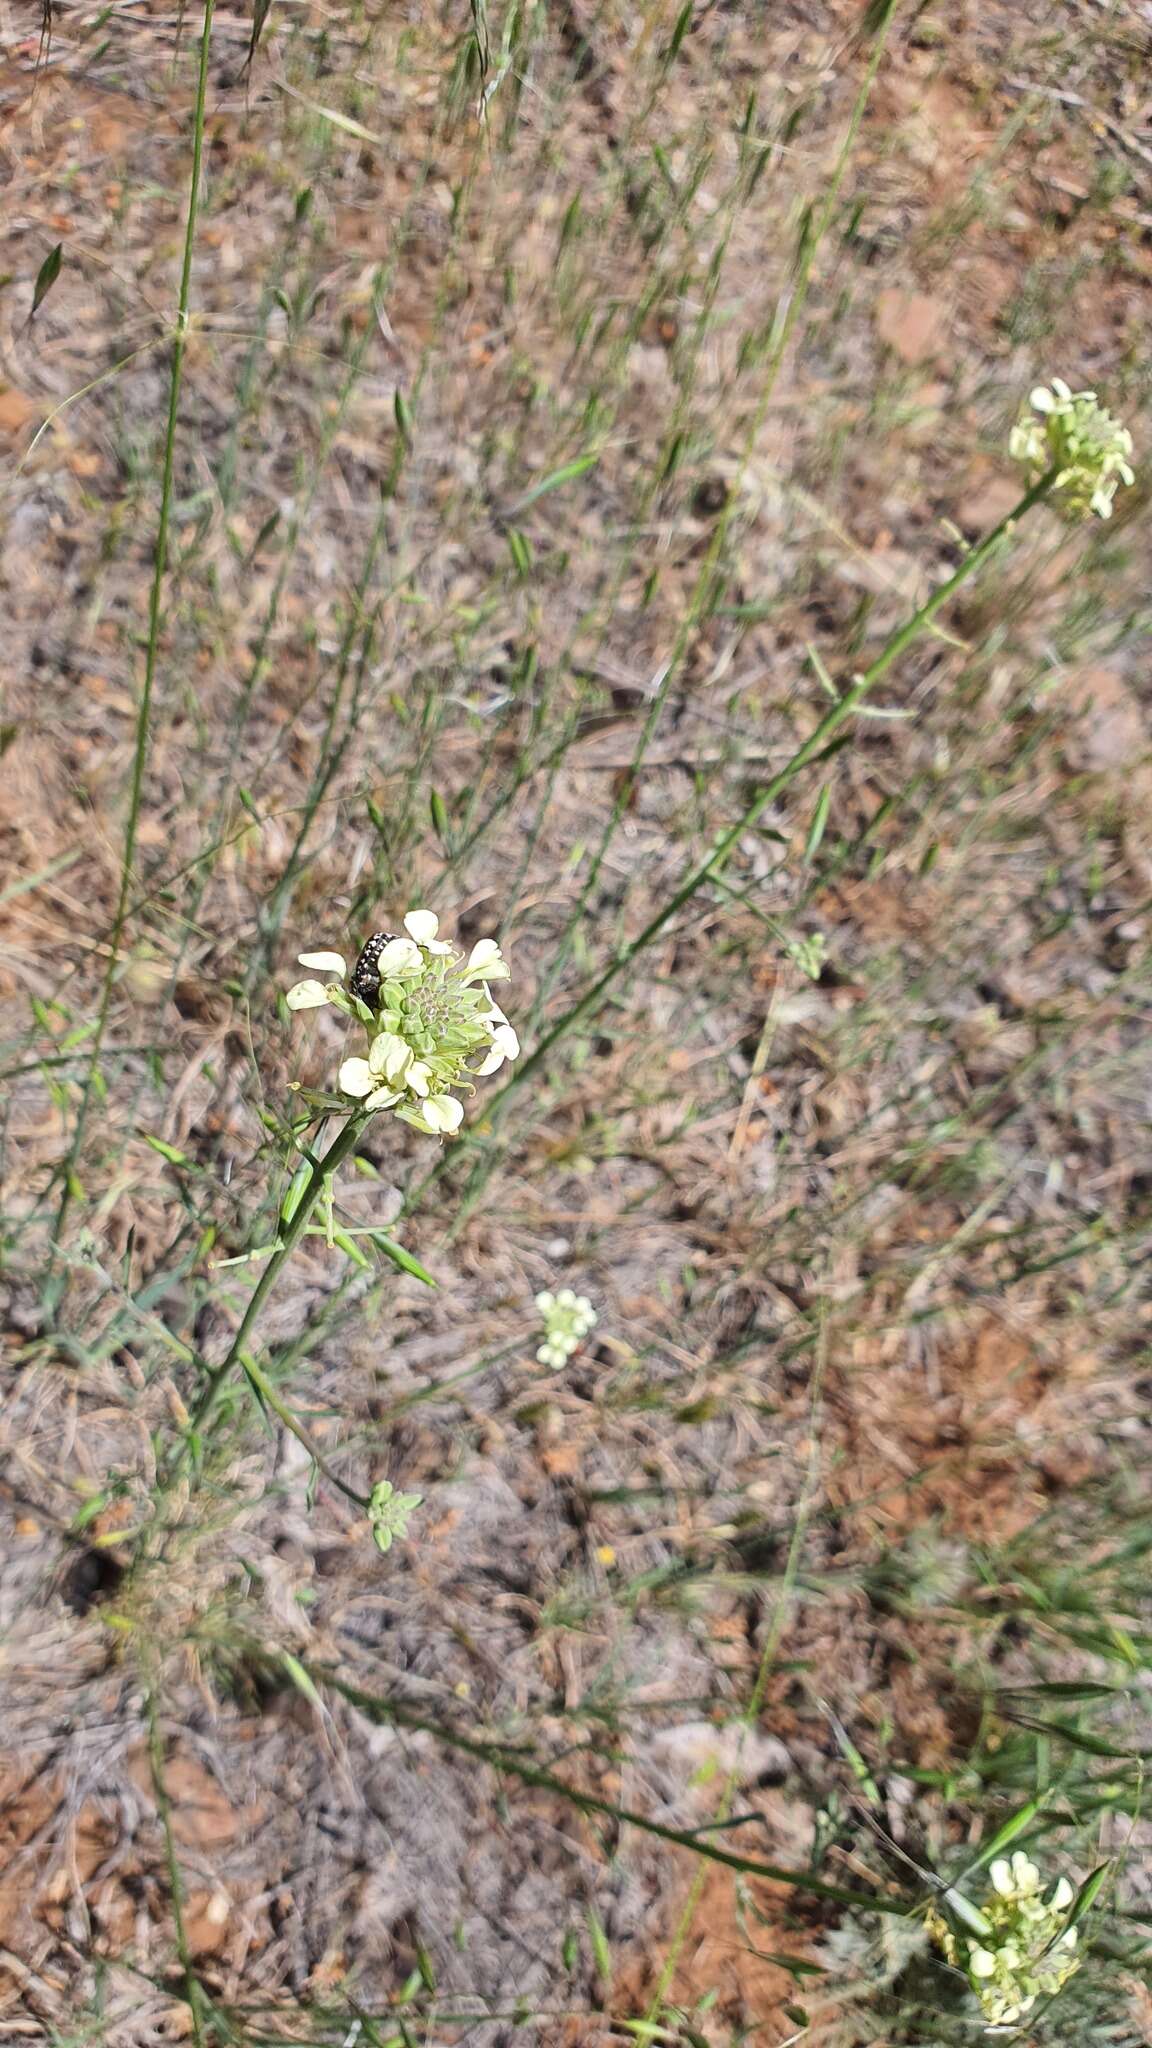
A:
173;910;519;1525
927;1852;1083;2029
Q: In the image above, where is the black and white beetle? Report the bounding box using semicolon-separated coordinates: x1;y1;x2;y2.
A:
349;931;397;1009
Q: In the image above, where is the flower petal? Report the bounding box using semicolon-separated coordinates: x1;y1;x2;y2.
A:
298;950;347;975
377;936;423;977
363;1086;401;1111
462;938;510;982
406;1061;432;1097
421;1094;464;1133
286;979;331;1010
404;909;441;946
338;1057;375;1098
369;1031;412;1084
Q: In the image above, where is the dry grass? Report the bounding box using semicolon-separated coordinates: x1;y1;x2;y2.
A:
1;0;1151;2042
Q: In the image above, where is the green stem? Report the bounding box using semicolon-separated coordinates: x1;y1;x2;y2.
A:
479;467;1058;1121
182;1112;370;1446
238;1350;370;1506
302;1661;913;1916
147;1692;208;2047
51;0;217;1262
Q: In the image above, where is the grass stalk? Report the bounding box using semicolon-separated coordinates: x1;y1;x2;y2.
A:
49;0;217;1267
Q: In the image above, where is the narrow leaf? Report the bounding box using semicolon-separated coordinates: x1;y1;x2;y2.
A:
330;1224;371;1271
430;787;451;848
367;1231;437;1286
280;1651;325;1709
143;1134;190;1165
804;783;831;863
663;0;692;65
586;1906;612;1989
510;451;598;513
280;1158;313;1226
1066;1862;1112;1931
32;242;63;317
247;0;273;65
968;1795;1047;1871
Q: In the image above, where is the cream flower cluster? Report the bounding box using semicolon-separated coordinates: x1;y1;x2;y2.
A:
1009;377;1135;520
285;909;519;1137
535;1289;597;1369
929;1852;1081;2028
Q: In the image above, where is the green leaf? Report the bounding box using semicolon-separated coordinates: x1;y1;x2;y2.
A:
663;0;692;65
394;387;414;448
71;1491;110;1533
507;527;532;576
804;783;831;863
968;1795;1047;1873
143;1134;190;1165
280;1651;325;1709
1014;1716;1139;1759
430;786;451;848
1066;1862;1111;1930
586;1905;612;1989
280;1157;313;1226
274;82;385;146
1004;1680;1123;1701
746;1950;826;1979
330;1225;371;1270
247;0;274;65
32;243;63;317
510;451;598;512
367;1231;437;1286
826;1713;880;1805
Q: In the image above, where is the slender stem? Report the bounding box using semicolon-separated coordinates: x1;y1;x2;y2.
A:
147;1692;207;2047
181;1112;370;1445
478;468;1058;1121
51;0;217;1259
238;1350;371;1506
308;1662;913;1915
527;4;900;1033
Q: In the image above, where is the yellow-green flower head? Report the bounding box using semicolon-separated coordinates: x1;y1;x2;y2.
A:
535;1288;597;1369
1009;377;1135;520
285;909;519;1137
928;1853;1081;2029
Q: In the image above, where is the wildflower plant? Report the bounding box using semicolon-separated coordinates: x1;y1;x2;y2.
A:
169;910;520;1553
928;1853;1081;2029
1009;378;1135;520
535;1289;597;1369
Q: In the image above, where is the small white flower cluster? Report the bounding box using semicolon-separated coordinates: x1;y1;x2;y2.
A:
285;909;519;1137
929;1852;1081;2029
535;1289;597;1369
1009;377;1135;520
